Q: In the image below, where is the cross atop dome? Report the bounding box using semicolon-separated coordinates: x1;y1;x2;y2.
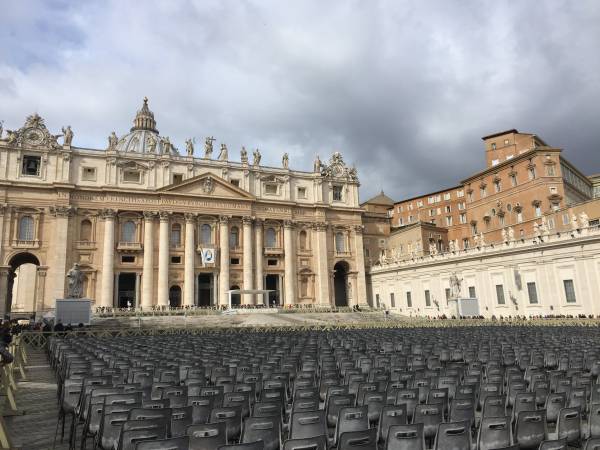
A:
131;96;158;133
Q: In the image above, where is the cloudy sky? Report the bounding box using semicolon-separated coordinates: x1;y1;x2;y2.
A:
1;0;599;201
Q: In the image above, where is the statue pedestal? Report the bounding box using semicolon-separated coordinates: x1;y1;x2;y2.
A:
55;298;92;325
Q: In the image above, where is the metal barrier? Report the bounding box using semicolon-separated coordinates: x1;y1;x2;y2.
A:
0;334;26;449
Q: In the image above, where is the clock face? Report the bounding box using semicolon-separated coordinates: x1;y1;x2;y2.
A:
23;127;44;146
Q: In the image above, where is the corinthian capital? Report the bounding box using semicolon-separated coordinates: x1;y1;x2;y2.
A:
159;211;171;221
283;219;295;229
312;222;328;231
99;208;117;219
242;216;254;226
143;211;157;220
49;205;76;217
184;212;197;223
353;224;365;234
219;215;231;224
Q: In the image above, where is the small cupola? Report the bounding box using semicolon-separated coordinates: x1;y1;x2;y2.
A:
131;97;158;133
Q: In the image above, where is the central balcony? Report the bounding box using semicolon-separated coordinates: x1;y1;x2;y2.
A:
264;246;283;256
117;241;143;251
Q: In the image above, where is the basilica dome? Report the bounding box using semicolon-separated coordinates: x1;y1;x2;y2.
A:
114;98;178;155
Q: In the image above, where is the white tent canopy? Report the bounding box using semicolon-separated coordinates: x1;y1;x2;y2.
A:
225;289;274;309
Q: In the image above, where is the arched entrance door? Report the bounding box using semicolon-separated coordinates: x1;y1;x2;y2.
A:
230;285;241;306
5;252;41;316
333;261;349;307
169;285;182;307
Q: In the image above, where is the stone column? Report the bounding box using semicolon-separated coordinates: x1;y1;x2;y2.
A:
353;225;368;306
100;209;116;308
184;213;196;307
283;220;297;305
49;206;73;301
141;211;156;309
0;266;10;317
219;216;230;306
157;211;170;307
0;205;6;263
35;266;48;314
254;219;264;305
314;222;331;305
242;216;254;305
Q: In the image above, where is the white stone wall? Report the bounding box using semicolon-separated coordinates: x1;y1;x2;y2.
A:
369;226;600;317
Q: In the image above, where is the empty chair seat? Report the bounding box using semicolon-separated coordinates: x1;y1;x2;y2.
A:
433;421;471;450
338;428;377;450
289;410;327;440
555;407;581;447
135;436;190;449
187;422;227;450
538;438;567;450
477;416;511;450
282;436;328;450
378;405;408;445
385;423;425;450
242;417;281;450
514;410;547;450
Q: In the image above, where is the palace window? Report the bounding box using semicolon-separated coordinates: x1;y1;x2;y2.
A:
171;256;182;264
416;200;423;207
200;224;212;245
390;293;395;308
80;219;92;241
535;205;542;217
82;167;97;181
546;165;556;176
444;193;451;201
457;190;464;198
462;238;469;249
335;232;345;253
297;187;307;199
265;183;278;195
445;205;451;213
121;221;136;243
265;227;277;248
563;279;576;303
459;213;467;224
480;186;487;198
230;226;240;248
468;286;476;298
230;179;240;187
424;290;431;307
517;211;524;223
171;223;182;247
468;191;474;202
18;216;34;241
528;166;536;180
172;174;183;184
494;180;501;193
333;185;343;201
527;282;538;304
496;285;505;305
22;155;41;176
446;216;453;227
406;291;412;307
123;169;141;183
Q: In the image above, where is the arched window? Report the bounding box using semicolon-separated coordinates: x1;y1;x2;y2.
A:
18;216;34;241
122;220;136;243
230;226;239;248
335;232;345;253
265;227;277;248
80;219;92;241
200;224;212;245
299;230;307;250
171;223;182;246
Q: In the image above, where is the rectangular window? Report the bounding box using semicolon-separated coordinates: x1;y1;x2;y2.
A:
332;185;343;201
172;173;183;184
496;284;505;304
457;190;464;198
547;165;556;176
494;181;501;193
459;213;467;224
428;197;434;204
517;212;524;223
297;187;307;199
510;174;517;187
444;193;451;200
445;205;451;213
425;290;431;307
429;209;435;217
171;256;182;264
398;217;404;226
267;259;278;266
417;200;423;207
468;286;476;298
562;214;570;225
548;218;555;229
82;167;97;181
535;206;542;217
123;169;141;183
406;292;412;308
445;288;451;302
265;183;278;195
499;215;505;226
230;258;240;265
390;293;395;308
563;279;576;303
408;215;414;223
230;179;240;187
527;282;538;304
436;195;441;202
480;187;487;198
528;167;536;180
471;223;478;235
468;191;474;202
375;294;380;308
121;255;135;263
22;155;41;176
446;216;453;226
462;238;469;249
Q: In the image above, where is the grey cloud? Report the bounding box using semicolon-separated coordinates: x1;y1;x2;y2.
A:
0;0;599;201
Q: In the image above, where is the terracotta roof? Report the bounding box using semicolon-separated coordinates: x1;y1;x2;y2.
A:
361;190;395;206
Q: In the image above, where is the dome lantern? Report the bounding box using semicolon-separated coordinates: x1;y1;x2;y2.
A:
131;97;158;133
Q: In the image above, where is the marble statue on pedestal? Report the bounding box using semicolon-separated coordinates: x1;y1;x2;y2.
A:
66;263;84;298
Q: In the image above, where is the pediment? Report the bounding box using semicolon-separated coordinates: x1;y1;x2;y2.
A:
157;173;254;199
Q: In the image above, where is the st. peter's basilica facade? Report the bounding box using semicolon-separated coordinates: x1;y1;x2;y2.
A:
0;99;367;314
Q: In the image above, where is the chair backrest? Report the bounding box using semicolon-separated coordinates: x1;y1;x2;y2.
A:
482;396;505;419
335;406;369;445
477;416;511;450
171;406;194;438
187;422;227;450
514;410;547;450
433;421;471;450
385;423;425;450
556;407;581;446
449;398;475;425
135;436;190;450
326;394;356;427
378;405;407;444
538;438;567;450
242;416;281;450
338;428;377;450
282;436;328;450
216;442;264;450
545;393;567;424
413;404;443;440
289;410;327;440
585;438;600;450
395;389;419;421
118;426;168;450
253;401;284;418
512;392;536;420
209;406;243;442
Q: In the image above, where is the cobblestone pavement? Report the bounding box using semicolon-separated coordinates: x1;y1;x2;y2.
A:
5;346;69;450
